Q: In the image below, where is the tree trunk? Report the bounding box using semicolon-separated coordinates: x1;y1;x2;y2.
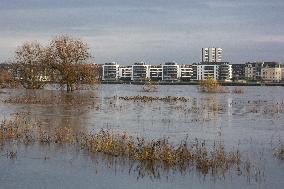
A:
67;83;71;92
66;83;74;92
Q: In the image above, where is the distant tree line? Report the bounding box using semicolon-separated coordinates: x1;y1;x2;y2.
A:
10;35;99;92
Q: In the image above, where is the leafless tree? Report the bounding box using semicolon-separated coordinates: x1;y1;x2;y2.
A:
15;41;48;89
48;35;97;92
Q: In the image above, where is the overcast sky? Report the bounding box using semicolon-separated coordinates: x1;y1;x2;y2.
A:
0;0;284;64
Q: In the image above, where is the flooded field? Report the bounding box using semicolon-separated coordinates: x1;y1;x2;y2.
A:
0;85;284;189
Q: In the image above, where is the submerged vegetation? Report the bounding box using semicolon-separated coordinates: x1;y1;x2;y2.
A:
0;113;242;176
142;79;158;92
198;77;227;93
198;77;245;94
3;92;97;106
117;95;188;102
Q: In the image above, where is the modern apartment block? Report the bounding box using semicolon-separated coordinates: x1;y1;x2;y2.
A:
162;62;180;81
196;63;219;80
202;47;222;62
131;62;150;81
149;65;162;81
245;62;263;80
102;62;119;80
191;63;198;80
261;62;281;82
232;64;246;80
101;60;234;81
118;66;132;80
194;62;231;81
218;62;232;81
180;65;193;81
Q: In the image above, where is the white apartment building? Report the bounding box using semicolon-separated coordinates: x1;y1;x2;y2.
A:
118;66;132;80
202;47;222;62
180;65;193;81
131;62;150;81
218;62;232;81
195;62;232;81
102;62;119;80
101;60;232;81
196;64;219;80
162;62;180;80
149;65;162;80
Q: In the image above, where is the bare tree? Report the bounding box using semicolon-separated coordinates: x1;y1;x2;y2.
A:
48;35;96;92
15;41;48;89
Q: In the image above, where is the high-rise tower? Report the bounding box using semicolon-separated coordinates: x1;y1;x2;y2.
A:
202;47;222;62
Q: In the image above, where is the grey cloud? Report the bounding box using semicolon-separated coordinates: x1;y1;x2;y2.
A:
0;0;284;64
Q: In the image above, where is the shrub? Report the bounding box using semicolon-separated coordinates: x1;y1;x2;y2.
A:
198;77;227;93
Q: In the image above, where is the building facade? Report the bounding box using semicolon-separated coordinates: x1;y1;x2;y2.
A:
118;66;132;80
191;63;198;80
102;62;119;80
232;64;246;80
162;62;180;81
261;62;281;82
245;62;263;80
202;47;222;62
100;61;234;82
195;62;232;81
218;62;232;81
149;65;162;81
197;64;219;80
180;65;193;81
131;62;150;81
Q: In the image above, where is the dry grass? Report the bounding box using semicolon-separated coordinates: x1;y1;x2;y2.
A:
117;95;188;103
0;114;241;175
3;92;97;107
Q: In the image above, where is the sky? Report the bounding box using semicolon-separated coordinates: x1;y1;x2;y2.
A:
0;0;284;65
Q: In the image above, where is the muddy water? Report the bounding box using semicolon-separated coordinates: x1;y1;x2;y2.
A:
0;85;284;189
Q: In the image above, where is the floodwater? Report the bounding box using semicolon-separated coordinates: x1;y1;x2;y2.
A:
0;85;284;189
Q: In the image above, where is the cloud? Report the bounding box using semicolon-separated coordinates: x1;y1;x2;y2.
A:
0;0;284;63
